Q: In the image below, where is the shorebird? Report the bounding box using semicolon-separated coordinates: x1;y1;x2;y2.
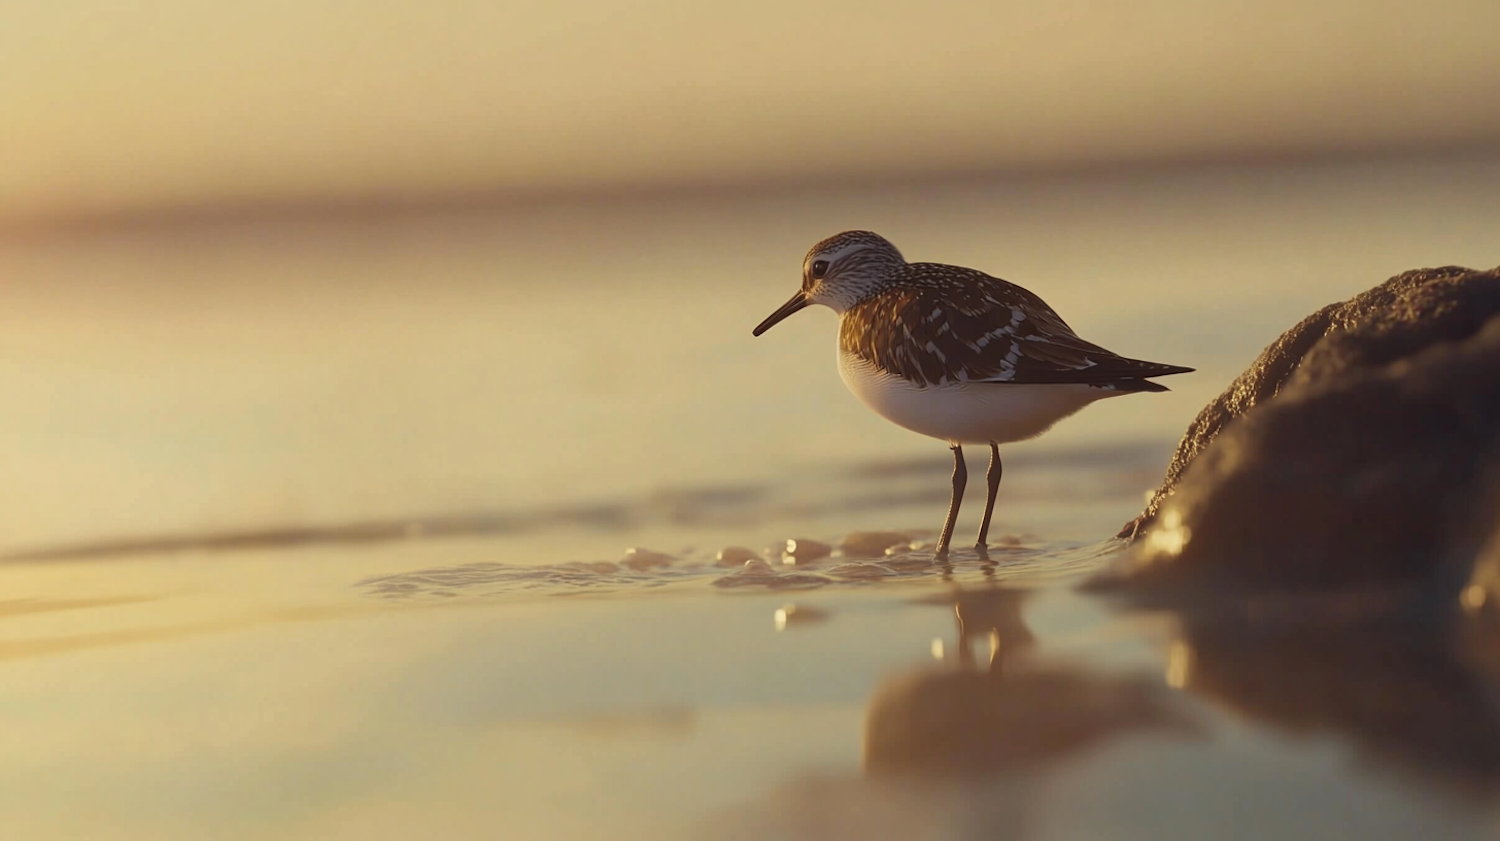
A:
752;231;1192;556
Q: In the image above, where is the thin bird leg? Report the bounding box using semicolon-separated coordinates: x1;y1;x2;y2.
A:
936;445;966;556
975;443;1003;548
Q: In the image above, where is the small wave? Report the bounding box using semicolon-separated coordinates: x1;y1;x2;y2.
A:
354;538;1125;600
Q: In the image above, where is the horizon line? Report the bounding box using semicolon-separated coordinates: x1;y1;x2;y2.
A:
4;140;1499;244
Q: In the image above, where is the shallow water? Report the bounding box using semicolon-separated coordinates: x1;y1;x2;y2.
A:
3;157;1500;838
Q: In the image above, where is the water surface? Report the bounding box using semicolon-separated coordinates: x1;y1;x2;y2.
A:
3;157;1499;838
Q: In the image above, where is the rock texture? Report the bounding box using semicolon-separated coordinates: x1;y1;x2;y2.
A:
1109;265;1500;596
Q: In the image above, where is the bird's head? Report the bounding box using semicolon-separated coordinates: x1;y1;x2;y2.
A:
752;230;905;336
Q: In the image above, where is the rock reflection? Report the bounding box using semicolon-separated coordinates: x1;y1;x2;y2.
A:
1173;610;1500;800
864;587;1195;777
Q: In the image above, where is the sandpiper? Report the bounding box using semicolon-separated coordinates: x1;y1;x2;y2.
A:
753;230;1193;556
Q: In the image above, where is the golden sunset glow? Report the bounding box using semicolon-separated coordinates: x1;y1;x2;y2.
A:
3;5;1500;837
3;0;1498;223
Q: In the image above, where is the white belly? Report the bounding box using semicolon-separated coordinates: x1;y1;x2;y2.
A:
837;351;1118;445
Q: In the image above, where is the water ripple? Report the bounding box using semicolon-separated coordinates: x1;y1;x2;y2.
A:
354;540;1125;600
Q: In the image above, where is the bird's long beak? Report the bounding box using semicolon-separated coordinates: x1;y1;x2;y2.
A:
752;291;810;336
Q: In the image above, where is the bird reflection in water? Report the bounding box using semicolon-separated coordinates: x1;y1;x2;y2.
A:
705;587;1199;841
863;586;1197;777
707;588;1200;841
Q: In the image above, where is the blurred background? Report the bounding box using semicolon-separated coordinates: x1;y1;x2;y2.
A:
7;5;1500;840
3;0;1499;553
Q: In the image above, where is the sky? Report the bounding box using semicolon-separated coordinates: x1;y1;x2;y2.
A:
3;0;1500;225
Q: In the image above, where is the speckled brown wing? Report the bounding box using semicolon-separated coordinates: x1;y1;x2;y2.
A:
839;265;1192;387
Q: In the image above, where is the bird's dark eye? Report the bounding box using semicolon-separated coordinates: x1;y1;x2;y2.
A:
811;260;830;279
